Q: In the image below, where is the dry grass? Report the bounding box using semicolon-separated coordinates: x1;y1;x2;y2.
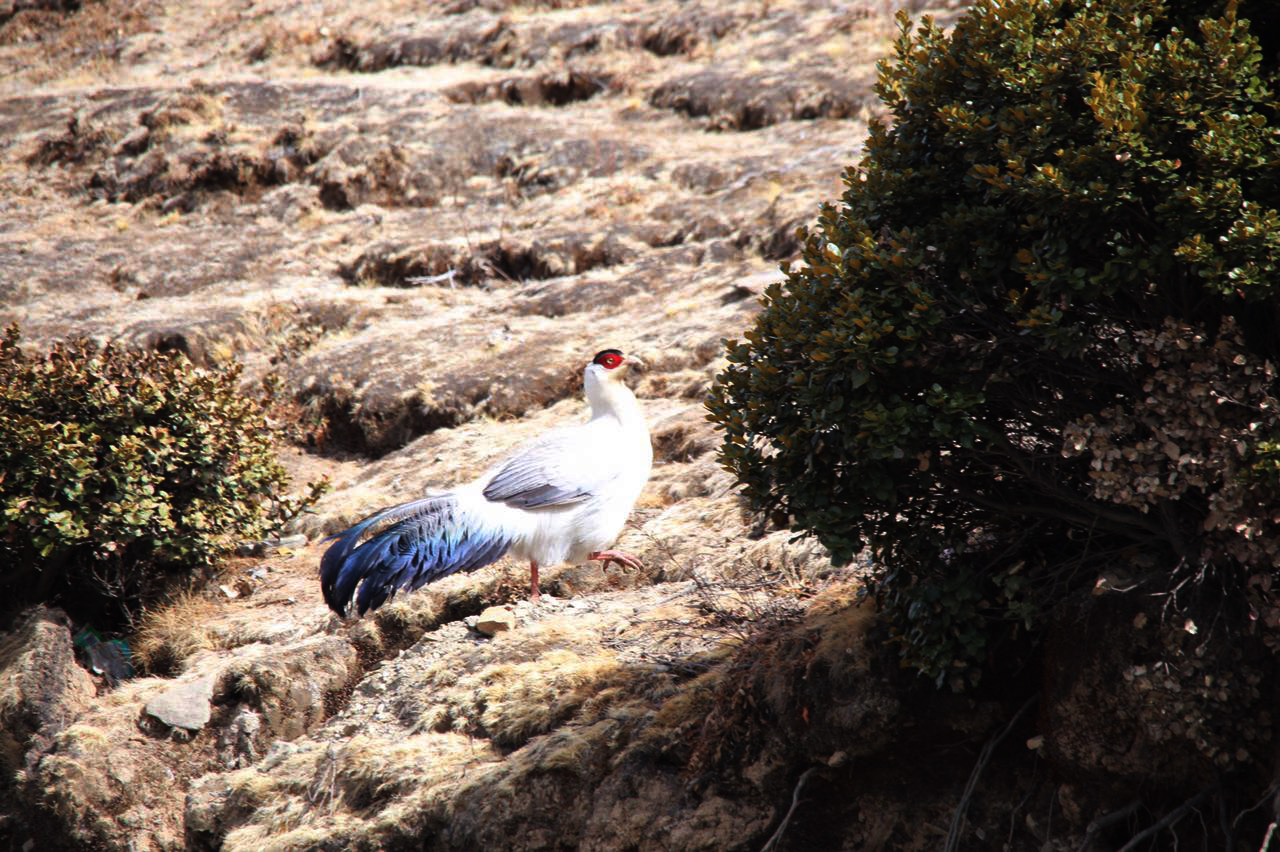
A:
488;560;533;605
0;0;159;88
474;649;630;745
130;591;222;675
335;732;489;807
411;644;635;747
220;731;498;851
173;566;882;849
667;567;879;774
806;584;878;673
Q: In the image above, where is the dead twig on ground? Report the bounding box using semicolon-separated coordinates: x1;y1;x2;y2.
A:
1117;787;1216;852
1078;799;1142;851
760;766;819;852
945;695;1037;852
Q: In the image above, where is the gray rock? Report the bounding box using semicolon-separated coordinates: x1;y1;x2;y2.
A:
144;671;220;731
474;605;517;636
0;606;95;774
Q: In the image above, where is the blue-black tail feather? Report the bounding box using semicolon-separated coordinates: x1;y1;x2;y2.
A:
320;495;511;616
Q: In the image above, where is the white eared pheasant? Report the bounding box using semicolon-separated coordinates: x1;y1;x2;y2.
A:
320;349;652;616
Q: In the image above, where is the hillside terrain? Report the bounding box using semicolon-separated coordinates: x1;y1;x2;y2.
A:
0;1;1195;850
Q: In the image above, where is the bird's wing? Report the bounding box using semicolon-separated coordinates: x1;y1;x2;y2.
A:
320;494;512;616
482;424;619;509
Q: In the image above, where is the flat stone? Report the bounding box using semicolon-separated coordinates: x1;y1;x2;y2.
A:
474;606;517;636
144;672;220;731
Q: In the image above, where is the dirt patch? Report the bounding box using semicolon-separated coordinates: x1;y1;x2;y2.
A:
301;383;470;458
637;8;742;56
340;230;638;289
71;91;327;209
310;137;438;210
444;67;615;107
650;68;875;130
508;271;645;318
316;17;616;73
24;113;113;166
289;332;588;458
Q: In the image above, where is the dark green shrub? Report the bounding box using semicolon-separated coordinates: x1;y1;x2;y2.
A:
707;0;1280;687
0;324;327;627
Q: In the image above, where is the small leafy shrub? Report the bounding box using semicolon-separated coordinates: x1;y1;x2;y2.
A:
707;0;1280;687
0;324;327;627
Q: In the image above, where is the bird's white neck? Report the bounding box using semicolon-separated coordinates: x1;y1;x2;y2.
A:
585;373;644;427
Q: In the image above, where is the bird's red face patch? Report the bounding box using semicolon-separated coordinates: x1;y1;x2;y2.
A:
593;349;625;369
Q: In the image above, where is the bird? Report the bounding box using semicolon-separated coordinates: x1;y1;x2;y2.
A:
320;349;652;617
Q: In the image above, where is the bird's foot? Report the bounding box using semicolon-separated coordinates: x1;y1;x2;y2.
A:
589;550;644;573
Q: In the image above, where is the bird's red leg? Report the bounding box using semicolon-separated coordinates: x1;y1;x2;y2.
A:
530;560;541;603
589;550;644;572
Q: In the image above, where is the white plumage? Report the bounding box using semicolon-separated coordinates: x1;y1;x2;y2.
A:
320;349;652;616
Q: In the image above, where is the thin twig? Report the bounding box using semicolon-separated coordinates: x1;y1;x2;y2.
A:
1232;781;1279;833
1260;821;1277;852
1116;787;1215;852
760;766;819;852
1006;776;1041;850
306;744;340;816
944;695;1038;852
404;268;458;288
1078;799;1142;851
1219;787;1233;852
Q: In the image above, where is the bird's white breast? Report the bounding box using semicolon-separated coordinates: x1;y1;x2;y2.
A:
466;415;650;567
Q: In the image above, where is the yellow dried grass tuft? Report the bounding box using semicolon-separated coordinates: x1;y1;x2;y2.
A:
422;648;638;747
130;591;220;675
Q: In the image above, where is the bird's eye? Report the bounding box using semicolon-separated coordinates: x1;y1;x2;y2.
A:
593;350;624;369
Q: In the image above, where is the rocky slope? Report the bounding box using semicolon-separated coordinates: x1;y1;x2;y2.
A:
0;1;1216;850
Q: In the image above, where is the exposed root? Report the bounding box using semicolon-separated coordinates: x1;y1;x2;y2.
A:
1116;787;1216;852
945;695;1037;852
760;766;819;852
1078;799;1141;851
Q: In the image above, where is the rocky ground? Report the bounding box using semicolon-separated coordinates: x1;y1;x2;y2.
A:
1;1;1238;850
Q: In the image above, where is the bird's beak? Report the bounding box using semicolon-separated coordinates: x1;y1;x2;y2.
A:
624;355;646;371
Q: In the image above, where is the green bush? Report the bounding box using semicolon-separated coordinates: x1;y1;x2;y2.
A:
0;324;326;627
707;0;1280;686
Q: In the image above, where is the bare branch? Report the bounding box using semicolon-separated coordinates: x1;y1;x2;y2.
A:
1116;787;1215;852
760;766;820;852
945;695;1037;852
1078;799;1142;852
